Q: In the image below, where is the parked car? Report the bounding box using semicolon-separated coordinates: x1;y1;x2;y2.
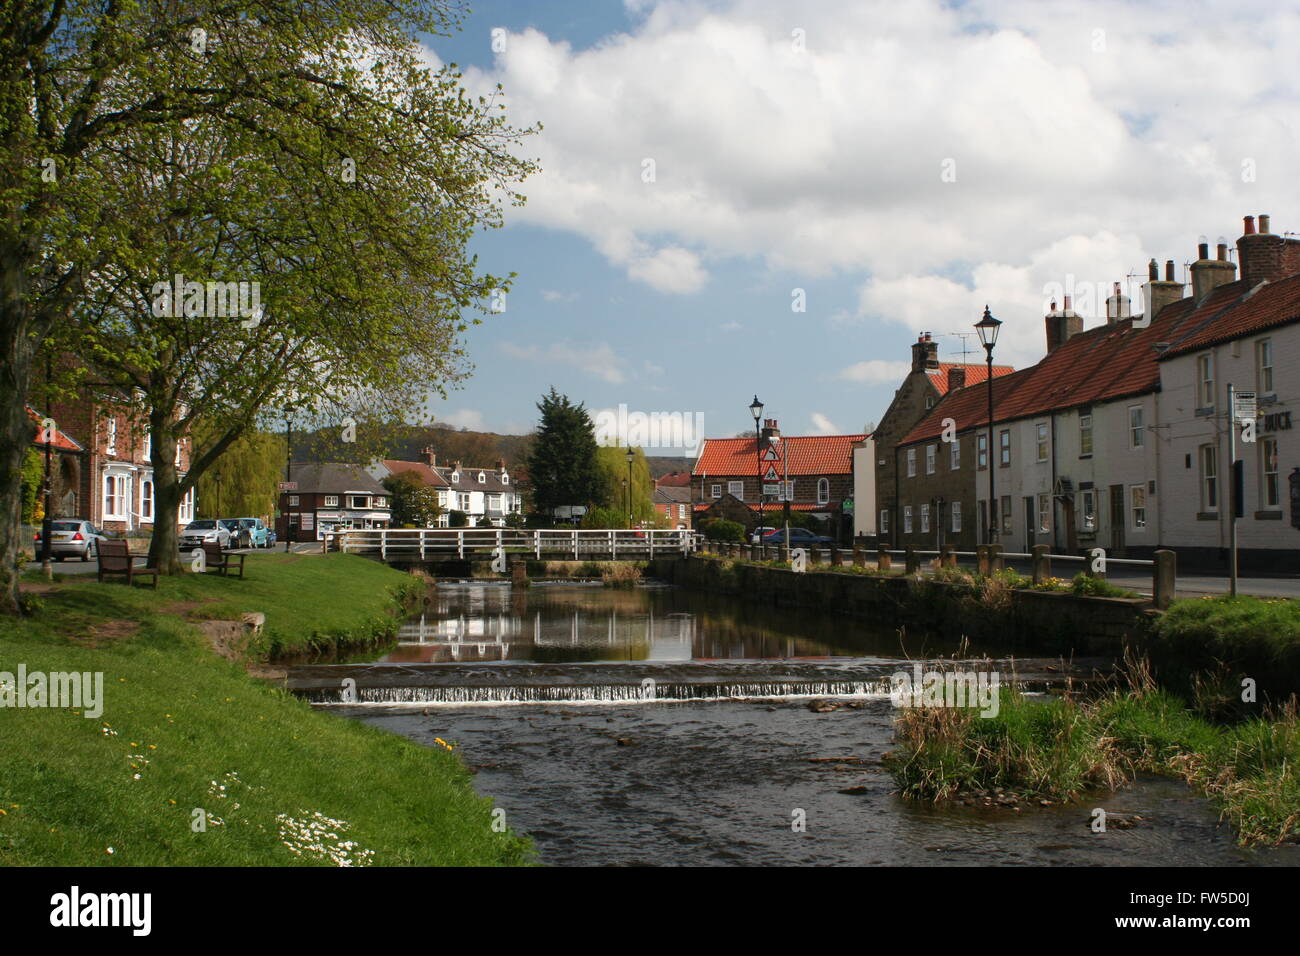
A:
762;527;835;547
180;519;231;551
230;517;270;549
32;519;107;562
750;526;778;544
266;529;277;547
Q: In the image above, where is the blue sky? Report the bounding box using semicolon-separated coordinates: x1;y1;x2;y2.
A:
415;0;1299;452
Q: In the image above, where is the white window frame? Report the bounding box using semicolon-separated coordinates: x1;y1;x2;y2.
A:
1257;339;1274;394
288;495;299;506
102;473;127;520
1262;437;1279;509
1080;490;1096;532
1037;493;1051;534
458;492;471;511
951;500;961;533
920;503;930;534
1130;484;1147;530
998;429;1011;466
1197;355;1214;407
350;495;369;509
178;486;195;524
950;439;960;470
925;444;936;474
141;478;154;521
1079;414;1093;457
906;448;916;477
1201;444;1218;511
976;433;987;470
175;439;183;467
1128;405;1144;448
143;431;152;462
324;495;339;507
728;480;744;501
1035;422;1049;462
105;418;117;457
816;478;830;505
880;509;889;533
902;505;912;534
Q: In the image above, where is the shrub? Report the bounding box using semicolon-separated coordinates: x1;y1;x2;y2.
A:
1070;572;1138;598
447;510;469;527
699;518;744;543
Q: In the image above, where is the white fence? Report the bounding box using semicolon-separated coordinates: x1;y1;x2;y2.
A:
339;527;700;561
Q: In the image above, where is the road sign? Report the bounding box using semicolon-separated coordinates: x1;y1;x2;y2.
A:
762;483;782;496
842;497;854;513
1234;390;1256;424
278;481;298;491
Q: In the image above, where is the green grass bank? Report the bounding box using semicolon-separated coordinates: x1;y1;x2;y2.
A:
0;553;532;866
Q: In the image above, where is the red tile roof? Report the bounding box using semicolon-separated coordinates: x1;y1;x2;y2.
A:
27;406;83;453
1159;273;1300;358
655;471;692;487
926;362;1015;395
381;460;449;487
693;501;833;513
693;433;867;477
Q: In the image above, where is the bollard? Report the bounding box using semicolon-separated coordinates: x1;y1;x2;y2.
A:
830;547;842;567
905;547;919;574
780;544;790;564
976;545;989;576
809;547;822;566
1032;544;1050;585
877;547;892;571
853;545;865;568
1153;549;1176;610
748;544;758;562
989;544;1003;573
940;544;955;568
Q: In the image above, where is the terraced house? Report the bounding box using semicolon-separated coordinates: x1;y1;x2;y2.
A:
893;214;1300;571
368;448;523;527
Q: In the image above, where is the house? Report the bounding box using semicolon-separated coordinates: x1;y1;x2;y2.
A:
691;420;867;541
36;392;194;532
367;447;522;527
870;332;1013;547
277;462;391;542
653;484;692;529
893;213;1300;570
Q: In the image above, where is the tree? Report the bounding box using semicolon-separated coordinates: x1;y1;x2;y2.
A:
194;426;285;520
593;445;655;525
525;389;601;516
383;471;443;527
0;0;534;608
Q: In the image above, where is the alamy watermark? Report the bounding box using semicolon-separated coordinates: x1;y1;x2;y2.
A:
0;665;103;718
150;272;262;326
889;663;1000;717
594;404;705;454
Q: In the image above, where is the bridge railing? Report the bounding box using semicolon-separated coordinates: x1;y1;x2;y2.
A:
339;527;701;560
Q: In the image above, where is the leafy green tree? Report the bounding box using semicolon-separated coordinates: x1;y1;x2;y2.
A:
20;449;44;525
382;471;443;527
194;426;284;520
525;389;601;516
0;1;534;606
594;445;655;524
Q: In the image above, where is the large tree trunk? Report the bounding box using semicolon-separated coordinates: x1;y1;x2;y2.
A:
146;409;183;574
0;294;38;615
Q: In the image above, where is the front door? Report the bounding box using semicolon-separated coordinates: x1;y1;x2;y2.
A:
1024;497;1035;553
1109;484;1125;554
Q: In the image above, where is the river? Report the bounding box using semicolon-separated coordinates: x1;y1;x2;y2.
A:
286;580;1300;866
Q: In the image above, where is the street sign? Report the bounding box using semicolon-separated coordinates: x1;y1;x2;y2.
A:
1234;390;1256;424
762;483;782;496
843;497;854;513
278;481;297;491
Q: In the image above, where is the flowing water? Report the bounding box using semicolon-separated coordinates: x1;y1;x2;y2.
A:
286;580;1300;866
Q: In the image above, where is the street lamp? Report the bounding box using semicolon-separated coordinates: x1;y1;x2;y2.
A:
975;306;1002;544
625;446;635;527
283;407;293;552
750;395;764;539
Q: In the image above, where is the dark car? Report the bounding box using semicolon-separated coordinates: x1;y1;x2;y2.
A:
762;527;835;547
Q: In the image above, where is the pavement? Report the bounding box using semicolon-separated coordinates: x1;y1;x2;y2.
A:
23;541;325;576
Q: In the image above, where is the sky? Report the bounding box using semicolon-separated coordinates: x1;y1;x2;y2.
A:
416;0;1300;454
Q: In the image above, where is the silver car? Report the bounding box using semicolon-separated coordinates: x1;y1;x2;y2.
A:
33;519;107;562
179;519;231;551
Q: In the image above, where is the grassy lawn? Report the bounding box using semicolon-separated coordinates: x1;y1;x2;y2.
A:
0;554;533;866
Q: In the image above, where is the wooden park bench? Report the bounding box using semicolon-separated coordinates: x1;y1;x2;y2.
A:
97;539;159;589
202;541;245;579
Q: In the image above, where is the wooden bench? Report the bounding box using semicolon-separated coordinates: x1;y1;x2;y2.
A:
97;539;159;588
202;541;245;578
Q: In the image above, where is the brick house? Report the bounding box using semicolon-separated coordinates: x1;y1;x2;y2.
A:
36;392;194;533
871;332;1012;548
653;484;692;529
277;462;390;542
691;421;866;542
367;447;523;527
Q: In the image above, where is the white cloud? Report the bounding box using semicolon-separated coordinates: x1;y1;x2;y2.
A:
541;289;579;303
838;359;914;384
809;412;841;435
501;341;628;383
438;408;486;430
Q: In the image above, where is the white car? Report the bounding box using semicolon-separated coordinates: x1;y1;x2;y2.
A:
180;520;231;551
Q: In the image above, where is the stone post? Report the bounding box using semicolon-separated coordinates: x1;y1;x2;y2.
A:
904;547;919;574
877;547;892;571
976;545;990;575
1032;544;1050;585
809;547;821;566
989;544;1003;573
853;545;865;568
1153;549;1176;610
830;547;843;567
939;544;955;568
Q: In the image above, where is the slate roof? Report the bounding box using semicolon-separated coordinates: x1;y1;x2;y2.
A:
287;462;386;494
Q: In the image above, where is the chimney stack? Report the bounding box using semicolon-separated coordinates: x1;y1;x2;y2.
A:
1105;281;1132;324
422;445;437;467
495;458;506;472
1045;295;1082;353
910;332;939;372
946;366;966;391
1237;213;1300;286
1142;258;1184;325
760;418;781;442
1191;234;1236;302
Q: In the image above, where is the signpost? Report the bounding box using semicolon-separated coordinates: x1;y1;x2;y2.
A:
277;481;297;492
1226;384;1256;598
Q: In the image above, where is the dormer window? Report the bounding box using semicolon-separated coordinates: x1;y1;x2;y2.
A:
501;474;509;485
477;471;485;483
451;471;459;483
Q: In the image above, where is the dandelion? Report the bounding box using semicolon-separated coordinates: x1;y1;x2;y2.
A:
106;847;114;855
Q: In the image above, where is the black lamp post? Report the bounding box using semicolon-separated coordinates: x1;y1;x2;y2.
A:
625;447;635;527
283;407;293;552
749;395;764;536
975;306;1002;544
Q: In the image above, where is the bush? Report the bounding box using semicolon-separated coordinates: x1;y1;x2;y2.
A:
1070;572;1138;598
447;510;469;527
699;518;745;543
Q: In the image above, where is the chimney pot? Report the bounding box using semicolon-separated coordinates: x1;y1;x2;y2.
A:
1165;260;1176;282
1259;214;1271;234
1198;241;1209;260
1244;215;1256;235
1148;259;1159;281
1063;294;1073;312
1217;242;1228;262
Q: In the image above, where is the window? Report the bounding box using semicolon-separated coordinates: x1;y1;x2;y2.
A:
103;474;126;519
143;432;152;461
1257;339;1274;394
451;471;460;483
1001;495;1012;533
1201;444;1218;510
458;492;471;511
906;448;916;477
487;494;501;511
1080;490;1096;532
477;472;485;483
175;439;183;467
1036;423;1049;462
925;444;936;474
1131;485;1147;530
678;504;686;519
1197;355;1214;407
324;495;339;507
1037;493;1051;534
998;430;1011;466
903;506;913;534
950;439;960;470
816;478;830;505
1262;437;1279;508
350;495;368;509
951;500;962;533
502;474;509;485
728;480;744;501
977;434;987;470
1129;406;1144;448
105;418;117;457
141;479;153;521
780;480;795;501
710;483;721;499
288;495;299;506
1079;415;1093;457
374;496;387;508
920;503;930;533
880;509;889;533
179;487;194;523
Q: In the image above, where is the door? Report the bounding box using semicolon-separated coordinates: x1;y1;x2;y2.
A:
1109;484;1125;554
1024;497;1035;553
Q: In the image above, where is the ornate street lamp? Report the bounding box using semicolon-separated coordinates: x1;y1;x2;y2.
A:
975;306;1002;544
625;446;635;527
749;395;764;538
